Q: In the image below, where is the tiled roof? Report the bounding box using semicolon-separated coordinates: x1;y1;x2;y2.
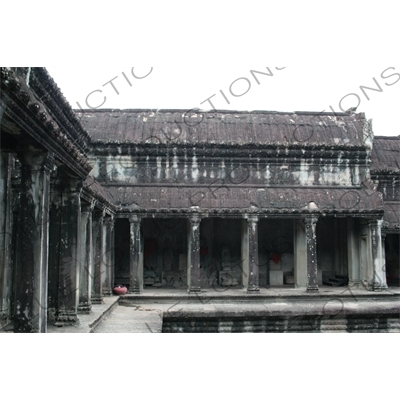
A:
371;136;400;172
383;202;400;229
78;109;367;147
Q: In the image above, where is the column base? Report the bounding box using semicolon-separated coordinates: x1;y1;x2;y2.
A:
78;302;92;314
188;288;201;294
129;288;142;294
247;287;260;293
102;289;113;297
91;296;104;304
307;287;319;293
373;283;388;292
54;311;78;327
348;281;362;289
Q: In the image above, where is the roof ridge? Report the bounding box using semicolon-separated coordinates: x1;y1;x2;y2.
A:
75;108;352;117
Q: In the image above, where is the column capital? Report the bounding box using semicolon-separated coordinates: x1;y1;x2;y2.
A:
366;218;384;227
93;208;106;220
81;200;96;214
109;213;116;227
246;214;259;223
129;214;141;224
189;215;201;226
63;177;84;194
305;215;319;224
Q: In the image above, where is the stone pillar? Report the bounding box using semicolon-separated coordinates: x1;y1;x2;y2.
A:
241;219;249;290
294;219;307;289
101;214;115;296
102;215;110;296
247;216;260;293
14;149;53;333
48;185;62;319
294;217;319;292
305;216;319;293
92;209;104;304
78;201;94;314
381;231;387;283
370;219;388;291
347;218;361;287
187;216;201;293
109;215;115;292
55;177;82;326
129;215;142;294
0;153;13;323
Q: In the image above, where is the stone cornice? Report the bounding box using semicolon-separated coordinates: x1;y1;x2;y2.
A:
89;142;370;162
1;68;92;179
115;209;384;219
29;68;92;152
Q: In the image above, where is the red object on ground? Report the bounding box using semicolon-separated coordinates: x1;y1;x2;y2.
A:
113;286;128;295
270;253;282;265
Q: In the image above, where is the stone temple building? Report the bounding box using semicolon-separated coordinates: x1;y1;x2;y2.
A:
1;67;399;333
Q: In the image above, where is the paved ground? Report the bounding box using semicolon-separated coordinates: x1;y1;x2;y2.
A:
94;306;162;333
47;297;120;333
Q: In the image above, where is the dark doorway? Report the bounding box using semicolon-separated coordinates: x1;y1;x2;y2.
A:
114;219;130;286
258;219;294;287
386;234;400;287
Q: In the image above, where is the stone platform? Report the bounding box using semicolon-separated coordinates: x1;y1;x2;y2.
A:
2;287;399;333
121;287;400;332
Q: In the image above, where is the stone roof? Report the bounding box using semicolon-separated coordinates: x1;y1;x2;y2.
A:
371;136;400;172
383;202;400;230
78;109;369;148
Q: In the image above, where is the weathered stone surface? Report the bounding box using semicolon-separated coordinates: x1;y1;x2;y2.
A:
129;215;142;293
1;67;399;333
78;201;94;314
187;216;201;293
91;210;104;304
55;176;82;326
13;148;52;333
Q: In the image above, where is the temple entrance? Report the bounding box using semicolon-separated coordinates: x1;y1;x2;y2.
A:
200;219;243;289
317;217;349;287
258;219;295;288
141;218;187;289
386;234;400;287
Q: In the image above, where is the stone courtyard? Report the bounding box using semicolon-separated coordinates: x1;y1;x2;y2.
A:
1;67;399;333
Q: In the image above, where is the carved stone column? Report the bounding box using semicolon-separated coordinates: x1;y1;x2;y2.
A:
305;216;319;293
369;219;388;291
14;148;53;333
92;209;104;304
381;231;387;285
241;219;249;290
109;215;116;293
347;218;361;287
78;201;94;314
187;216;201;293
129;215;142;294
102;214;115;296
247;216;260;293
55;177;82;326
294;219;307;289
0;152;13;323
